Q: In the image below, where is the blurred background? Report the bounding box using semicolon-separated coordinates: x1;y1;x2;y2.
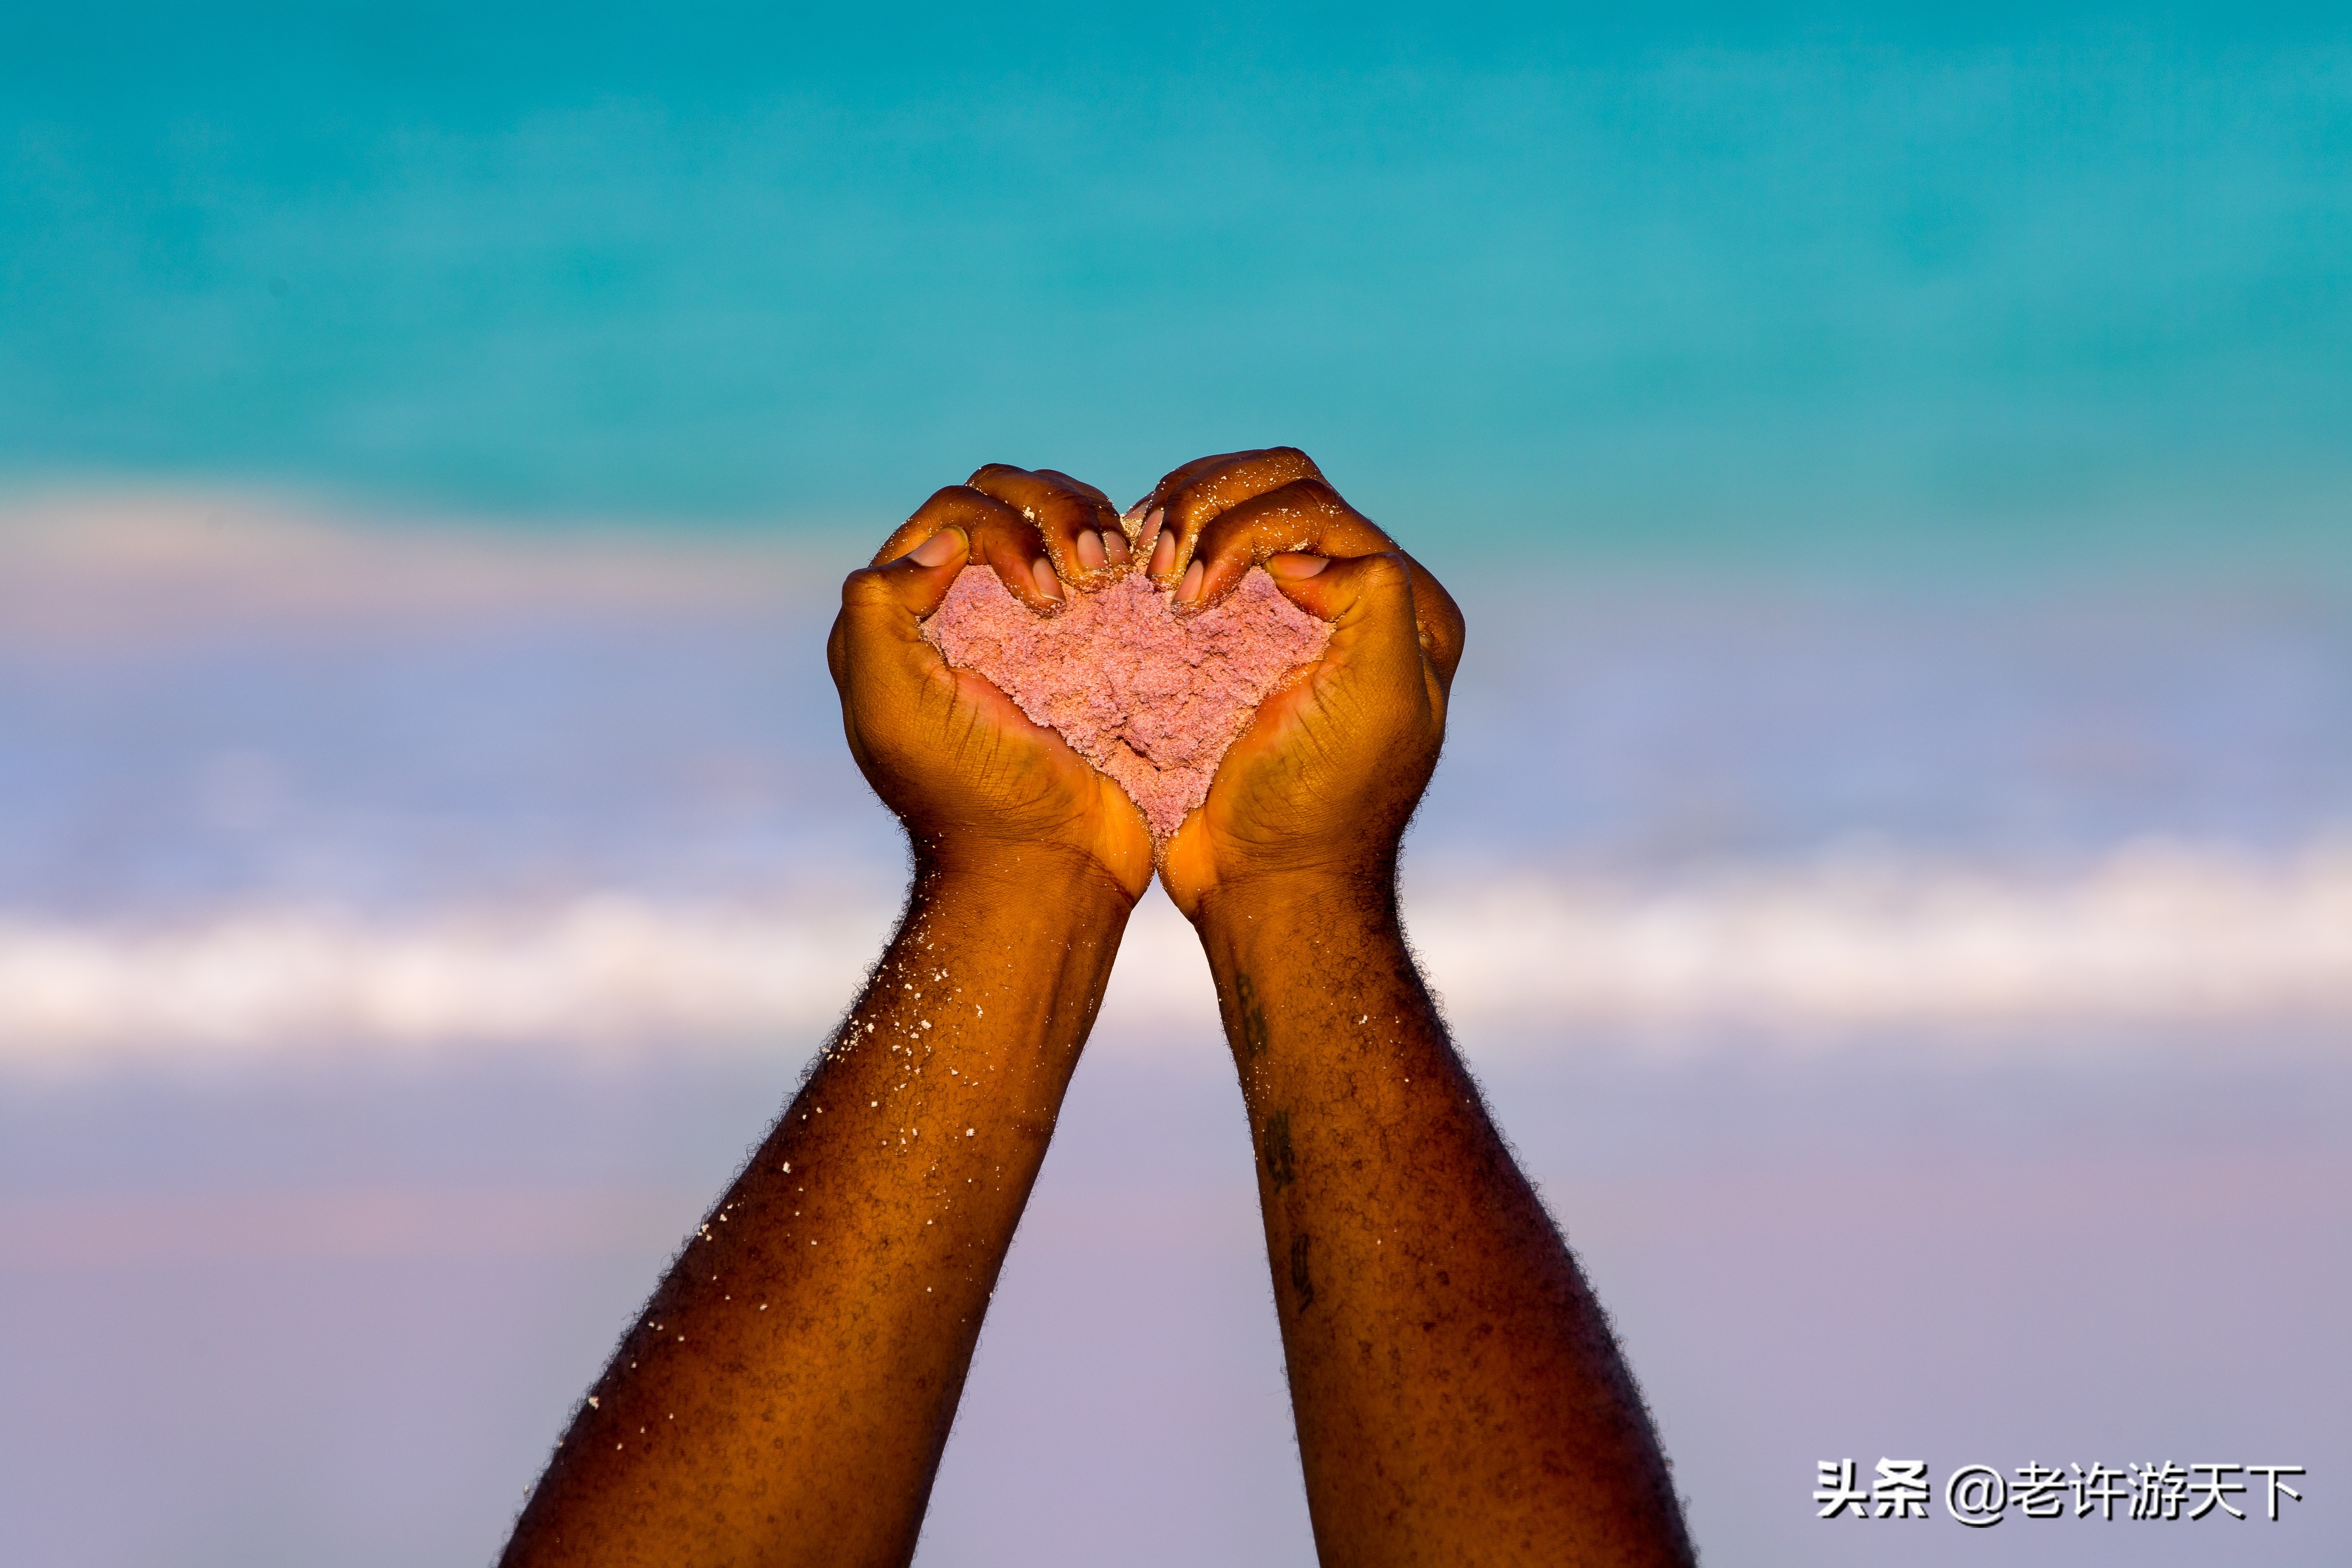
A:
3;3;2347;1564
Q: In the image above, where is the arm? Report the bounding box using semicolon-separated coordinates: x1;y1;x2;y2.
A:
502;467;1151;1568
1138;450;1696;1566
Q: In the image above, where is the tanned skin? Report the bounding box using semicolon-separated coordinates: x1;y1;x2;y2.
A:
501;453;1694;1567
1136;449;1696;1567
501;467;1152;1568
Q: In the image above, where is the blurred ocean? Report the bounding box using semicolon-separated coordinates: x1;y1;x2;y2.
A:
7;5;2352;571
2;494;2345;1568
1;495;2347;1064
3;5;2349;1565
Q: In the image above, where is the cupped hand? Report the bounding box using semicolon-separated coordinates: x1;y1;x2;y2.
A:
829;465;1154;901
1130;449;1467;919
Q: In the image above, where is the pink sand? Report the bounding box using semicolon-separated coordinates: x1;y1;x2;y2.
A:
921;566;1333;843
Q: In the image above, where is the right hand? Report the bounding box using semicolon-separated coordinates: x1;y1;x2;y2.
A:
828;465;1154;901
1124;449;1467;919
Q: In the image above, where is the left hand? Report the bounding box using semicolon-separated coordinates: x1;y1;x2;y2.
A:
829;464;1155;901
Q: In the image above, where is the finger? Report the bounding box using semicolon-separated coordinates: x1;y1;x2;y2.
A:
1124;450;1283;573
966;464;1126;592
874;485;1065;614
1125;452;1234;525
1178;479;1462;689
1132;446;1317;521
1030;468;1115;512
1268;550;1436;706
1146;447;1332;588
1262;547;1403;629
1035;467;1132;565
1122;498;1174;562
1265;546;1467;700
1178;476;1395;610
827;531;970;694
1142;507;1173;574
1393;551;1466;694
872;487;990;565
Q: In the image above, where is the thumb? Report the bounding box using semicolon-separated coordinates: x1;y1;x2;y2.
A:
1263;550;1435;711
1270;548;1464;697
1264;549;1417;638
828;528;969;689
877;527;971;619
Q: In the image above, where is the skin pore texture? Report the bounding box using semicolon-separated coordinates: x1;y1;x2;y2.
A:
500;454;1694;1568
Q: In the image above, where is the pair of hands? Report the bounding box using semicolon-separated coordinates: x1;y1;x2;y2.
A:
828;449;1467;919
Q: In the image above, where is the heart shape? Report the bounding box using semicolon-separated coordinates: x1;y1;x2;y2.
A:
922;565;1333;843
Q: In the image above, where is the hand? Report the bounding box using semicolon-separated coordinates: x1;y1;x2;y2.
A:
829;465;1154;901
1127;449;1466;918
512;464;1152;1568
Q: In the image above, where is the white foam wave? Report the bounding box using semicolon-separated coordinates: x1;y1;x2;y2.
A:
1401;839;2352;1034
0;896;896;1070
3;841;2347;1071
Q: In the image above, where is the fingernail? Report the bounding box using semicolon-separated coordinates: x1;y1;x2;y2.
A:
1031;556;1063;601
910;529;964;567
1075;530;1107;570
1267;552;1329;579
1150;528;1177;577
1177;559;1204;603
1142;506;1165;547
1102;530;1131;565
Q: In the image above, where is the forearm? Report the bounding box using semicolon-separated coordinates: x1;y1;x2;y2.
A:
1198;876;1692;1566
506;852;1132;1568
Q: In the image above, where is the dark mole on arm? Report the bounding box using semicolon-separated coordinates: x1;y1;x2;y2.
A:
1231;971;1269;1059
1261;1109;1296;1190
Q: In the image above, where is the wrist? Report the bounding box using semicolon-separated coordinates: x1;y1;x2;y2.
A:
912;837;1139;921
1192;868;1398;950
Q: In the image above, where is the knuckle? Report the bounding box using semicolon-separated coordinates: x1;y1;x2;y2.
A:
969;515;1034;552
1037;494;1091;531
912;484;977;517
839;566;896;608
928;484;1010;521
1192;507;1246;548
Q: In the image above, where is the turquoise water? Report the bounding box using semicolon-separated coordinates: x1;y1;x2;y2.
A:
5;16;2350;1563
6;3;2349;573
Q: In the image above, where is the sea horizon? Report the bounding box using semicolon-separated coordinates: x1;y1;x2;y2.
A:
6;8;2347;1560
